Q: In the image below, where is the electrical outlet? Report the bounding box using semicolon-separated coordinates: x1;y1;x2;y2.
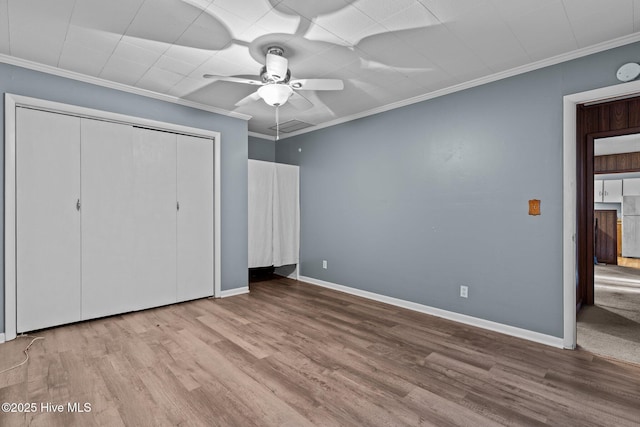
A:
460;285;468;298
322;260;327;269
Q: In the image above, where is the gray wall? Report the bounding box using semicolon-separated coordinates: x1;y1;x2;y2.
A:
0;62;249;333
276;42;640;339
249;135;276;161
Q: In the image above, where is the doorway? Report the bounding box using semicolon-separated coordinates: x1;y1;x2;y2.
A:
563;79;640;350
578;133;640;364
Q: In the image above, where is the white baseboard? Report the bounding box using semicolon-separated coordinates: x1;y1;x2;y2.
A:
220;287;249;298
299;275;564;349
0;333;5;344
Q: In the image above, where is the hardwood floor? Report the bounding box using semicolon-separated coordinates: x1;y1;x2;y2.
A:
1;277;640;426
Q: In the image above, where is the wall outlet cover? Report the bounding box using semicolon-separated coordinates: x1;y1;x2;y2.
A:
460;285;468;298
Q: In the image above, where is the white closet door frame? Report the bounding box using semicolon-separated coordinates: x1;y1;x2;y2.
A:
4;94;221;342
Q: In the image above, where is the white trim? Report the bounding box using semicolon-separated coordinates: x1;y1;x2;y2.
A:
562;79;640;350
0;333;5;344
0;54;252;121
279;33;640;140
248;131;276;141
4;94;17;342
220;287;249;298
562;96;577;350
6;94;222;138
214;134;222;298
4;94;223;341
300;276;564;349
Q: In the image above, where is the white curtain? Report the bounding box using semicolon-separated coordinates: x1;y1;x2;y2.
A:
247;160;299;268
273;163;300;267
248;160;274;268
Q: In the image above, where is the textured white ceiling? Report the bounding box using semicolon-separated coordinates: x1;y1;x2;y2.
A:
1;0;640;138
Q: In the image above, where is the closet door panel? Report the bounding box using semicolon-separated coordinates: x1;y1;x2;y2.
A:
16;108;81;332
131;128;177;309
81;119;135;319
177;135;214;301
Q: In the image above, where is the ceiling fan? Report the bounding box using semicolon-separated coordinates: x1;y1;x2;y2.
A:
203;46;344;110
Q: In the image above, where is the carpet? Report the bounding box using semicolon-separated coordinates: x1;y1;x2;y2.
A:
577;264;640;365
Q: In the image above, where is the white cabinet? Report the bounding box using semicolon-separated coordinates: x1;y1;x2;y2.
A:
16;108;215;332
604;180;622;202
623;178;640;195
594;179;622;202
16;108;82;332
594;179;603;202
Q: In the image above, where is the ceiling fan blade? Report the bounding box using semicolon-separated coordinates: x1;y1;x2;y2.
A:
288;91;313;110
235;91;262;107
289;79;344;91
202;74;262;85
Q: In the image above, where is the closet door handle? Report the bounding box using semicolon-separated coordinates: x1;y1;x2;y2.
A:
177;201;180;211
76;199;81;211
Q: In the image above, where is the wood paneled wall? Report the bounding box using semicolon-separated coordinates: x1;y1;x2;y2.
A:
594;152;640;173
577;97;640;307
594;210;617;265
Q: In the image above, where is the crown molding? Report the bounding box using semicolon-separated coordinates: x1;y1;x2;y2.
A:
4;30;640;136
278;32;640;139
0;53;252;121
248;131;276;141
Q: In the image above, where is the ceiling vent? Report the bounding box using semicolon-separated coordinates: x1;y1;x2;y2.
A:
269;119;313;133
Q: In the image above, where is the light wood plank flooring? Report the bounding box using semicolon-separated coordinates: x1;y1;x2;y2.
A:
1;277;640;426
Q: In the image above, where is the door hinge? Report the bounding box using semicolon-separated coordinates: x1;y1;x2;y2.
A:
76;199;81;211
177;201;180;211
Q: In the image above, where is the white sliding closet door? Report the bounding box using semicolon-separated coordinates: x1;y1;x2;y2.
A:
16;108;81;332
177;135;214;302
81;119;136;319
131;127;177;309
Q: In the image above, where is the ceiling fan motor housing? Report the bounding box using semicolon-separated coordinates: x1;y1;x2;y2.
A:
264;46;289;82
261;66;291;84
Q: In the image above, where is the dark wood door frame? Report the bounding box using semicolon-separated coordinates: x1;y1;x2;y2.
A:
576;97;640;308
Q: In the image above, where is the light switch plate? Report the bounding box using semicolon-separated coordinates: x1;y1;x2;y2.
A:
529;199;540;216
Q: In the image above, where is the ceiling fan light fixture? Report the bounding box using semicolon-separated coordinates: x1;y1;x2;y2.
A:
258;84;293;106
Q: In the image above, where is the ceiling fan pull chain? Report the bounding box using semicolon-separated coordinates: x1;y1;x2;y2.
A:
276;105;280;141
